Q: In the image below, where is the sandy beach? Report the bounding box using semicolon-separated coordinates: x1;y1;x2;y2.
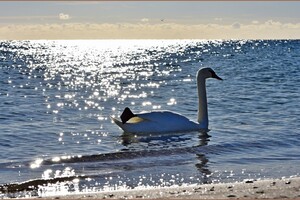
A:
36;176;300;199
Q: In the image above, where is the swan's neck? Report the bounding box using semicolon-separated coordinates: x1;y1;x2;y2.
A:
197;78;208;128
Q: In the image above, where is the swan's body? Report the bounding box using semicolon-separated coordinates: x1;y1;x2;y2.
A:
111;67;222;133
111;110;203;133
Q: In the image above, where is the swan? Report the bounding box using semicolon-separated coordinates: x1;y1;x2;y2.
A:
111;67;222;133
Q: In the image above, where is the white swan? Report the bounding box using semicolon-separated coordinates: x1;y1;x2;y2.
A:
111;67;222;133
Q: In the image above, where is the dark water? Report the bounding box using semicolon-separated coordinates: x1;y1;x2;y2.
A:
0;40;299;197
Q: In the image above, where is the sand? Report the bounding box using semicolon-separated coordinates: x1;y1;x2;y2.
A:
39;176;300;199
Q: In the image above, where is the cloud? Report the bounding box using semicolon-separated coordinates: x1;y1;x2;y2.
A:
265;20;281;26
59;13;70;20
214;18;223;21
252;20;259;24
1;20;300;39
141;18;149;22
231;22;241;29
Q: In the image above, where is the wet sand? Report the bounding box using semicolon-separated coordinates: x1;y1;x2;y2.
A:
40;176;300;199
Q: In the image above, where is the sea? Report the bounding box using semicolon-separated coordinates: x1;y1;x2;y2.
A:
0;40;299;198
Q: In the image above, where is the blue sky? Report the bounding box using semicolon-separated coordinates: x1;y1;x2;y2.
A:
0;2;300;39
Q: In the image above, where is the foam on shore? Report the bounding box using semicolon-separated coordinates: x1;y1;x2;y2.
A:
42;176;300;199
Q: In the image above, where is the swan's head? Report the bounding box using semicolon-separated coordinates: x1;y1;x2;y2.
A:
197;68;223;81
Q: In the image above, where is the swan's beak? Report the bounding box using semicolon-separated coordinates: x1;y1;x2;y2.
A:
212;73;223;80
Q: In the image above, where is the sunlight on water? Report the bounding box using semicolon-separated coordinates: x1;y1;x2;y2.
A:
30;158;43;169
26;40;201;126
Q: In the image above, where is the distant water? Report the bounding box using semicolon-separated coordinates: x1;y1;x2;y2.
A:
0;40;299;197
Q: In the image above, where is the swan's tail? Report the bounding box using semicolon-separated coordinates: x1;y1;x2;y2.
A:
110;107;135;130
120;107;136;124
110;116;125;130
111;107;145;132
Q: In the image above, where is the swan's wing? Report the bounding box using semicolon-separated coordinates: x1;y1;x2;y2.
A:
118;107;196;125
118;107;190;124
127;116;146;123
137;111;194;124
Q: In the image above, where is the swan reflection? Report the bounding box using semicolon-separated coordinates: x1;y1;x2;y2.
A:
120;130;212;183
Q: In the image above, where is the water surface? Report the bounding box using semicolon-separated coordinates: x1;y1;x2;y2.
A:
0;40;299;197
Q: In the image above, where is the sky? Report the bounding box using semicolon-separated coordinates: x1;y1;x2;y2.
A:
0;1;300;39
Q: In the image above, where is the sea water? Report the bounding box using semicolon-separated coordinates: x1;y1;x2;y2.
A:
0;40;299;197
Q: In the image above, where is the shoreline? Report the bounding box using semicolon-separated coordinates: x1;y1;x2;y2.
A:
38;176;300;199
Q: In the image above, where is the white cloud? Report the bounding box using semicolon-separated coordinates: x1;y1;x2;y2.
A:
252;20;259;24
214;18;223;21
1;20;300;39
141;18;149;22
59;13;70;20
265;20;282;27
